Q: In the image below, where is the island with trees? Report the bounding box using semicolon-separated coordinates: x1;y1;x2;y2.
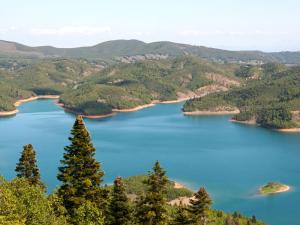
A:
259;182;290;195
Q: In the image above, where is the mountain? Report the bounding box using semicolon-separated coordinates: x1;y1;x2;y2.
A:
1;39;300;64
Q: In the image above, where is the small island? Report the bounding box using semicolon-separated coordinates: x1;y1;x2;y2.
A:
259;182;290;195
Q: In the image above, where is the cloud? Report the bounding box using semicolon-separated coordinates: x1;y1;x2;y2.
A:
31;26;111;36
179;29;276;37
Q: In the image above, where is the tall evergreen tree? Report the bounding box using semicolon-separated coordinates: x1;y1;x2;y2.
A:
189;187;212;225
57;115;104;214
108;176;132;225
171;201;191;225
15;144;43;187
136;161;169;225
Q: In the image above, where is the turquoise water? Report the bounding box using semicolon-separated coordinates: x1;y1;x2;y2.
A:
1;100;300;225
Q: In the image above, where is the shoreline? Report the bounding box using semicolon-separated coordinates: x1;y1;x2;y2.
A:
229;119;257;125
276;128;300;133
5;95;300;132
14;95;60;107
0;95;60;117
0;109;19;117
112;102;157;112
183;109;240;116
55;101;117;119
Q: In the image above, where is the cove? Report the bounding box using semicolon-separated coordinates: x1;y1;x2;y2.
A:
0;99;300;225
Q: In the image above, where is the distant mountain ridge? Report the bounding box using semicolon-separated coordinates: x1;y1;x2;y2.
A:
1;39;300;64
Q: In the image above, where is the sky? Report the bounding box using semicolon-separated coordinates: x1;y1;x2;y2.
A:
0;0;299;52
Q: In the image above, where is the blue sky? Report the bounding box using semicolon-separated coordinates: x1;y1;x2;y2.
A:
0;0;299;51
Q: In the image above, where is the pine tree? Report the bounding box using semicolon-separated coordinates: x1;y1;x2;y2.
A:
15;144;43;187
57;115;104;214
189;187;212;225
108;176;132;225
136;161;169;225
171;201;191;225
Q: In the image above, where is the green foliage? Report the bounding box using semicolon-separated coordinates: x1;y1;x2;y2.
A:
15;144;44;188
171;204;191;225
120;175;193;201
108;177;132;225
135;161;169;225
257;106;294;129
183;94;236;112
0;177;67;225
189;187;212;224
57;115;104;214
235;65;262;78
72;201;105;225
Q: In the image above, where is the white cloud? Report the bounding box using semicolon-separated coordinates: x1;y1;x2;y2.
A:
30;26;112;36
179;29;277;37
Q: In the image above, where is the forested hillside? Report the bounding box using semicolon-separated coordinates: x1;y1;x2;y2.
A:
0;58;102;111
0;56;240;115
183;63;300;129
60;57;240;115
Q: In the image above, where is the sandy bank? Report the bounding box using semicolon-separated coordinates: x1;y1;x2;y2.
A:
183;109;240;116
14;95;60;107
160;97;190;104
112;103;156;112
0;95;60;117
81;113;117;119
0;109;19;116
229;119;257;125
174;182;186;189
276;128;300;133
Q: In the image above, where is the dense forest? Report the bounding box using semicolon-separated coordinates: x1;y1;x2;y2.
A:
183;63;300;129
0;116;266;225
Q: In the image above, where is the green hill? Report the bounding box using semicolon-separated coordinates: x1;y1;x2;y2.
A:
59;57;240;115
1;39;300;64
183;63;300;129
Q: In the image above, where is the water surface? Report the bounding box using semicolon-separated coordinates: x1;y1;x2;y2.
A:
0;99;300;225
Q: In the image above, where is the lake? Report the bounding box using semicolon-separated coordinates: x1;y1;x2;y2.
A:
0;99;300;225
